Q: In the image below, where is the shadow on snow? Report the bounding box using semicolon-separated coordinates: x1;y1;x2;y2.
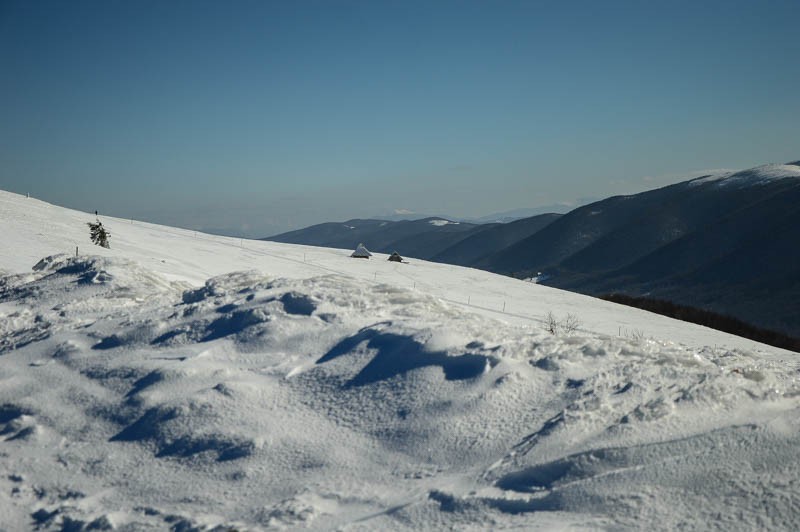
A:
317;324;495;387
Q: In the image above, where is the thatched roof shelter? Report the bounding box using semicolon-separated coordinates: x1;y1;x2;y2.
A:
351;243;372;258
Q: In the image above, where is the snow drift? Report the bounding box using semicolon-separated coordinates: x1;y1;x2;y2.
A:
1;190;798;530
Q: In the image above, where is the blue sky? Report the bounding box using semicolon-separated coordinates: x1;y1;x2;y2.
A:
1;0;798;237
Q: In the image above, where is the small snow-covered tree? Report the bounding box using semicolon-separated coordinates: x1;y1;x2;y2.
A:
87;219;110;249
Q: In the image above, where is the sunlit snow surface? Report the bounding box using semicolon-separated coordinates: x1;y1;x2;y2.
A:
1;190;799;530
428;219;458;226
689;163;800;187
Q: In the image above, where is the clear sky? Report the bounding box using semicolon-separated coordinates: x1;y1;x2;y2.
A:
2;0;798;237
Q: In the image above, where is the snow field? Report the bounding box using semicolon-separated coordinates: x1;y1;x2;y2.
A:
0;190;799;530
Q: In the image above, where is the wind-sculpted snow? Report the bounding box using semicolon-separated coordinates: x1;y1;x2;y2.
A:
316;324;496;386
1;243;800;527
1;189;797;530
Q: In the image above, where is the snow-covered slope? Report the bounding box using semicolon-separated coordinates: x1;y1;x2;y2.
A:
1;190;798;530
689;163;800;187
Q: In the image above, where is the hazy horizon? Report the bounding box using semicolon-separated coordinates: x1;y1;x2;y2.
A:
2;0;798;237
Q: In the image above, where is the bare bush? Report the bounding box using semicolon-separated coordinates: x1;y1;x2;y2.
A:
543;311;581;335
630;328;646;341
544;311;558;335
562;313;581;334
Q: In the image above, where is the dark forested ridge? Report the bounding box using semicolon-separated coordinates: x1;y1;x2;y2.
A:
265;162;800;337
601;294;800;353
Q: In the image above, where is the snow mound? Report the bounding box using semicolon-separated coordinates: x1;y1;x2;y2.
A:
429;219;458;226
2;253;799;529
20;253;185;301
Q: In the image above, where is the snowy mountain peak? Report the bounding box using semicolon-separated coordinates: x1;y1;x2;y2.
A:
428;219;459;226
690;163;800;187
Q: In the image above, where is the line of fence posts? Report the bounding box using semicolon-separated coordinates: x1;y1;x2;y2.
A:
465;294;507;312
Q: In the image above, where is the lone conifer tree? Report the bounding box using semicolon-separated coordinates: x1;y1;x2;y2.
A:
87;219;110;248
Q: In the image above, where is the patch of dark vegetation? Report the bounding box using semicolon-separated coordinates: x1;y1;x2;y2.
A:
601;293;800;353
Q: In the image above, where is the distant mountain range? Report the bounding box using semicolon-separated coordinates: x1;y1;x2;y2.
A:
264;217;516;261
368;201;592;224
264;161;800;336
